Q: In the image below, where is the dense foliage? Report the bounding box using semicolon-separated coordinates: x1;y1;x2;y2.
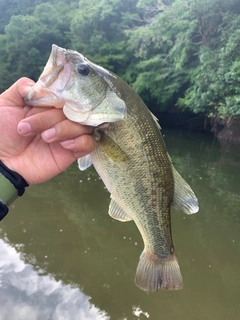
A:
1;0;240;121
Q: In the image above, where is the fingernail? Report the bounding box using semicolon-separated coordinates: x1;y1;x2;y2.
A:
60;139;74;148
18;122;32;135
42;128;56;141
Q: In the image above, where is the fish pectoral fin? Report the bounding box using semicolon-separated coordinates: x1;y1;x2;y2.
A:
135;250;183;292
96;131;129;163
171;164;199;214
108;198;132;222
78;155;92;171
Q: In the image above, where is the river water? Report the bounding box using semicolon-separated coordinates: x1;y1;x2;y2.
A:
0;129;239;320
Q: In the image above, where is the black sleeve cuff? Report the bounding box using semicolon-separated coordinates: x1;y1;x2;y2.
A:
0;202;9;221
0;160;29;196
0;160;29;221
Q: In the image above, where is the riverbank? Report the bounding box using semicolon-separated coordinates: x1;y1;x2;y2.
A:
216;116;240;144
157;111;240;144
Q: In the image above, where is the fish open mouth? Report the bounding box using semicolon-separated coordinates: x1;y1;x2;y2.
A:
38;45;67;89
24;45;72;108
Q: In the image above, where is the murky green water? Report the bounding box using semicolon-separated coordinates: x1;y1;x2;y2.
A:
0;129;239;320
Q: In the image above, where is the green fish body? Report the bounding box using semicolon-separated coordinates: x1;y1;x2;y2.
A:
25;45;199;292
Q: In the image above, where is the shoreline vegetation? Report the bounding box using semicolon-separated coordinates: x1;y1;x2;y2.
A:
1;0;240;142
157;112;240;144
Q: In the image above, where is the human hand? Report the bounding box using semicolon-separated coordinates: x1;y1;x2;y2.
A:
0;77;96;184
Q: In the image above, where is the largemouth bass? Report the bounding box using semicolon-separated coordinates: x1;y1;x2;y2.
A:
25;45;199;292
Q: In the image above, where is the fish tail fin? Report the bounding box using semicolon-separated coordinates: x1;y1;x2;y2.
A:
134;251;183;292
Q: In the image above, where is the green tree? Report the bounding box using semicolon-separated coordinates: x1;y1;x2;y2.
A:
179;6;240;119
1;0;240;125
70;0;142;79
130;0;240;119
0;1;78;92
127;0;197;109
0;0;44;34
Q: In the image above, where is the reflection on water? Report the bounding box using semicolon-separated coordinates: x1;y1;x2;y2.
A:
0;129;239;320
0;238;109;320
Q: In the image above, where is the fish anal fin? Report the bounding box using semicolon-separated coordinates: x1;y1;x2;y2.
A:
109;198;132;222
171;164;199;215
134;250;183;292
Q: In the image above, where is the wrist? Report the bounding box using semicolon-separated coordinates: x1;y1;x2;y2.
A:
0;159;23;179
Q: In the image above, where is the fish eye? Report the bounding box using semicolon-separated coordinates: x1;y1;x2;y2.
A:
77;64;90;76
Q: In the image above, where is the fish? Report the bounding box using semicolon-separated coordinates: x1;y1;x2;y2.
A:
24;44;199;292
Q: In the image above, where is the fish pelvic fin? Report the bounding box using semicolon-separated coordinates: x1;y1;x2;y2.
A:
108;197;132;222
134;250;183;292
78;155;92;171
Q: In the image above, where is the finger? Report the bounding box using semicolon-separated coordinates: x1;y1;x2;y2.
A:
25;106;55;117
18;108;66;135
60;134;97;158
41;119;94;143
1;77;35;107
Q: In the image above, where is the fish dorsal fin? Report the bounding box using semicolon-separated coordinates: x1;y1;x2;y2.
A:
108;197;132;222
150;111;161;130
171;164;199;215
78;155;92;171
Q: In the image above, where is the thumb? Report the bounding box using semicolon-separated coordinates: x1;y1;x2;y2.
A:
1;77;35;107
